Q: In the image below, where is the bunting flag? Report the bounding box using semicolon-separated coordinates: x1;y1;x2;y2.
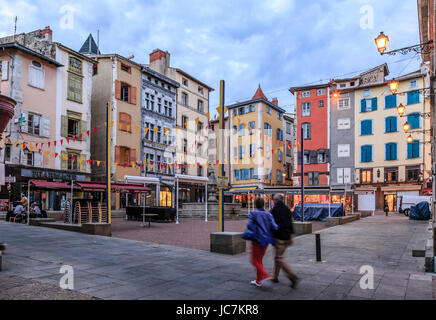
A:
164;128;169;135
195;117;199;125
126;125;131;132
144;127;149;135
206;112;210;120
154;127;158;135
135;126;139;133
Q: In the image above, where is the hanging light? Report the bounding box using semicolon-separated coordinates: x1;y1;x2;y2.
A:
403;121;410;132
375;31;389;53
332;91;339;98
388;79;399;94
397;103;405;116
407;134;413;143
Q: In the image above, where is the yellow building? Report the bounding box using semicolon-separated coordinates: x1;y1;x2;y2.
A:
354;70;431;211
228;87;286;194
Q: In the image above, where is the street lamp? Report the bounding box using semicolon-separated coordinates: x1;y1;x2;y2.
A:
397;103;405;116
403;121;410;132
407;135;413;143
375;31;389;54
388;79;399;94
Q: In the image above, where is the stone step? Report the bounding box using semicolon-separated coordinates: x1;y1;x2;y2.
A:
0;212;6;221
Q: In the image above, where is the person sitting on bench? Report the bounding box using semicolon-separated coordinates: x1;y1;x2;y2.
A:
12;204;25;222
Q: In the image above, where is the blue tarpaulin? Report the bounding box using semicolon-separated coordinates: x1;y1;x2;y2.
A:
409;201;430;220
293;203;344;222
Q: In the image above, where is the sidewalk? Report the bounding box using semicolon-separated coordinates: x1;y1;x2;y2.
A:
0;215;434;300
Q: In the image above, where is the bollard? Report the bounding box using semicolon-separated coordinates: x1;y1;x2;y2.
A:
315;233;321;262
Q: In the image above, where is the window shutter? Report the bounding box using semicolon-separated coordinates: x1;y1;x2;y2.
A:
79;120;87;141
79;155;86;172
371;97;377;111
34;152;42;168
61;152;67;170
41;116;50;137
115;146;121;163
393;143;397;160
385;94;396;108
115;80;121;100
369;146;373;161
20;111;28;133
130;86;137;105
61;115;68;138
414;140;420;158
360;99;366;112
130;148;136;164
337;168;344;184
407;90;420;105
20;150;27;166
407;142;412;159
407;113;420;129
344;168;351;183
391;117;397;132
1;60;8;80
385;143;389;160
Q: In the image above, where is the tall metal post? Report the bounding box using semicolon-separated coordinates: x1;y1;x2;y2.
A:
300;126;304;222
218;80;225;232
106;102;112;224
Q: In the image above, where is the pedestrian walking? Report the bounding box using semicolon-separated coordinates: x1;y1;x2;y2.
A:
270;194;299;288
242;197;278;287
384;200;389;217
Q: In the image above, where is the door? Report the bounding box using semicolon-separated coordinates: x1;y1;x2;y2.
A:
384;193;397;212
358;193;375;211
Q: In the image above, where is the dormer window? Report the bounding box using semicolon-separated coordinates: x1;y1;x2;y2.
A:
121;64;131;73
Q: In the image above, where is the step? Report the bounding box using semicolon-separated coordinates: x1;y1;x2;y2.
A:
0;212;6;221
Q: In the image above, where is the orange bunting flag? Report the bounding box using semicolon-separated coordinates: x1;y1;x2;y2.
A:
195;117;199;125
44;150;50;156
79;158;83;163
111;121;114;128
97;161;101;166
114;162;118;167
135;126;139;133
206;112;210;120
126;125;131;132
63;155;67;160
216;106;221;115
144;127;149;135
164;128;168;135
154;127;158;135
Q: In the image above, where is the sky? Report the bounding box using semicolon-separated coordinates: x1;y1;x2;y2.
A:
0;0;422;116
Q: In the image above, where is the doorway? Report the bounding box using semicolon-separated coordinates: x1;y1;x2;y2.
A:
384;193;397;212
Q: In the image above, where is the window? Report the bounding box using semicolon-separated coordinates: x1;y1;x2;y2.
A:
239;146;245;159
27;113;41;135
360;120;372;135
277;169;283;182
264;168;272;180
406;166;420;181
234;169;240;181
157;126;162;143
337;168;351;184
182;78;188;86
121;83;130;102
28;61;45;89
23;150;33;166
121;63;131;73
68;56;82;75
182;116;188;129
407;113;420;129
338;98;350;110
409;80;418;88
301;102;311;116
385;116;397;133
264;123;272;136
250;168;258;179
363;89;371;97
278;113;283;120
407;140;420;159
232;125;237;134
248;121;255;134
385;142;398;160
67;73;83;103
92;64;98;75
385;94;397;109
361;169;372;183
337;118;351;130
278;149;282;162
249;144;255;158
286;140;292;156
286;122;291;134
316;88;325;96
339;83;346;88
248;104;255;112
68;117;79;137
385;167;398;182
276;128;283;141
238;123;245;136
197;100;204;112
157;98;162;113
308;172;319;186
183;139;188;155
67;151;79;171
318;150;328;163
266;146;271;159
266;106;272;114
318;100;324;107
338;144;350;158
360;145;373;162
181;92;188;106
302;123;311;139
303;151;310;164
233;147;237;157
198;86;204;95
197;165;203;177
350;81;355;87
4;144;11;162
407;90;420;105
302;90;311;97
360;98;377;112
197;121;203;133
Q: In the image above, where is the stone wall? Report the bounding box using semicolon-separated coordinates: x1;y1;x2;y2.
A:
180;202;247;220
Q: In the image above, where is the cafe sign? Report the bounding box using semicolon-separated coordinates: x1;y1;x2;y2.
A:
21;168;86;181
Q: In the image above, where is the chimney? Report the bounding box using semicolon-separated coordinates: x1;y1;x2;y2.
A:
40;26;52;41
272;97;278;106
149;49;170;75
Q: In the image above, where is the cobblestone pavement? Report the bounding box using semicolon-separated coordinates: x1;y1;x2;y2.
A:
0;215;434;300
111;218;327;251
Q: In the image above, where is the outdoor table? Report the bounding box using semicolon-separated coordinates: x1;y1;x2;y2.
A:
140;213;159;228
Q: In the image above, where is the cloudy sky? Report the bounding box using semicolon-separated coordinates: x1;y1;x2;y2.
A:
0;0;422;115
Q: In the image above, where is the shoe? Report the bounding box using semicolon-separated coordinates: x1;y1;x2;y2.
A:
271;277;279;283
290;276;300;289
263;276;274;282
250;280;262;287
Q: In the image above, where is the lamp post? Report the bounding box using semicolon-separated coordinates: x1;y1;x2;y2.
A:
388;79;399;94
397;103;405;116
375;31;434;56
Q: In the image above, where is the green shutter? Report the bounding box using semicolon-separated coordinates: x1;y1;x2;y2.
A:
79;120;87;141
61;115;68;138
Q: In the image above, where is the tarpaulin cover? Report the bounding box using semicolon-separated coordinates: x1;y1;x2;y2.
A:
409;201;430;220
292;203;344;222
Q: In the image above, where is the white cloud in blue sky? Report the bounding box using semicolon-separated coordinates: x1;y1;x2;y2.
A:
0;0;421;115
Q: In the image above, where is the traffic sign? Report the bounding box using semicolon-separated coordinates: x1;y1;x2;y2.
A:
5;176;15;183
217;176;229;188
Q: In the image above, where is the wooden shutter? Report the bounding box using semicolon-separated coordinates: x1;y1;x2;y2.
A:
130;148;136;164
79;120;87;141
1;60;8;80
130;86;137;105
61;152;67;170
61;115;68;138
115;80;121;100
371;97;377;111
41;116;50;137
34;152;43;168
115;146;121;163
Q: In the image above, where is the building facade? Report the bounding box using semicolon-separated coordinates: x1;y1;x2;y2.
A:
208;116;230;180
283;113;296;185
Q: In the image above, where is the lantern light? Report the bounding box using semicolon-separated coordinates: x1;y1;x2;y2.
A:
388;79;399;94
397;103;405;116
403;121;410;132
375;31;389;53
332;91;339;98
407;135;413;143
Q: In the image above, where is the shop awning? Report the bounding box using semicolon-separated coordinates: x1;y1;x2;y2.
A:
422;188;432;196
29;180;72;190
228;187;258;194
75;181;151;193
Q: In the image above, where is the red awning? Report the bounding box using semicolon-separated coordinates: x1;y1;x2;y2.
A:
30;180;72;190
75;181;151;193
422;188;432;196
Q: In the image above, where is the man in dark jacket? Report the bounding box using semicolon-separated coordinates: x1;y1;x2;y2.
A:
270;194;299;288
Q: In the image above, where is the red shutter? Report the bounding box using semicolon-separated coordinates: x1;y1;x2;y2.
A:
115;146;121;163
115;80;121;100
130;86;137;105
130;148;136;164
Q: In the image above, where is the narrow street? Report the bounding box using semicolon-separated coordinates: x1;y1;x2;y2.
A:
0;216;434;300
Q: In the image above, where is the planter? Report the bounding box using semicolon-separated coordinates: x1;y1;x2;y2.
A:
0;94;16;136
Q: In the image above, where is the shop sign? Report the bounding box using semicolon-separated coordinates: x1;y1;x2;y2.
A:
21;168;86;181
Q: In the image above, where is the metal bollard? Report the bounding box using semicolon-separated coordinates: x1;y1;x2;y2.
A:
315;233;321;262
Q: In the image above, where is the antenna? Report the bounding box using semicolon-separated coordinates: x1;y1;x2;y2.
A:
13;16;17;41
97;29;100;52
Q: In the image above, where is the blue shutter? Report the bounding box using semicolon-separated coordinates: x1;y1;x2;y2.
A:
385;118;389;132
392;143;397;160
235;170;240;180
407;142;412;159
386;143;397;160
368;145;372;161
407;90;420;105
360;99;366;112
385;95;397;109
413;140;420;158
385;117;397;132
407;113;420;129
371;97;377;111
361;145;372;162
360;146;364;162
385;143;389;160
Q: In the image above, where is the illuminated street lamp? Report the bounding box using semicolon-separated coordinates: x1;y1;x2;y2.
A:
375;31;389;53
403;121;410;132
397;103;405;116
332;91;339;98
407;135;413;143
388;79;399;94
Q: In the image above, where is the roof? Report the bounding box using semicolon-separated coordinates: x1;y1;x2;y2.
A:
0;42;63;67
142;65;180;88
86;53;143;69
289;83;329;94
55;42;97;64
227;87;286;113
79;34;101;55
252;86;268;100
174;68;214;91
